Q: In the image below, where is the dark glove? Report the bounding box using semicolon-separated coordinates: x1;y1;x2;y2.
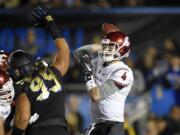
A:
32;6;62;39
80;54;93;82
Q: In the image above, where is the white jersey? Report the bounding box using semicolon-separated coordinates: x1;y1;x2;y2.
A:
0;104;11;121
90;57;134;122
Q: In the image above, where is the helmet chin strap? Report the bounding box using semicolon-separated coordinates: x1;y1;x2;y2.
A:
98;49;118;63
102;51;130;65
102;53;120;67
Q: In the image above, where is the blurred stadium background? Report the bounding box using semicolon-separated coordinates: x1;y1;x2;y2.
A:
0;0;180;135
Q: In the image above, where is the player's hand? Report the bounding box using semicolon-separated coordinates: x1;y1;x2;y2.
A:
32;6;54;27
80;54;93;81
32;6;62;39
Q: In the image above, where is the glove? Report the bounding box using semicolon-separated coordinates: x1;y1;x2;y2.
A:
80;54;97;91
80;54;93;82
32;6;62;39
32;6;53;26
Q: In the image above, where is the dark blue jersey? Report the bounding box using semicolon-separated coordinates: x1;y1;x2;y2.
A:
15;66;66;126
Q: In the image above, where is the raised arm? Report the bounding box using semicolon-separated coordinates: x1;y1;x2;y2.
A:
32;6;70;76
74;44;101;61
52;38;70;76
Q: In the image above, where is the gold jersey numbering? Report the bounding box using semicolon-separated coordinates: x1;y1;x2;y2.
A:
30;68;62;101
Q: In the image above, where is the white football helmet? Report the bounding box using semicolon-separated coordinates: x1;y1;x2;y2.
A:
98;31;131;62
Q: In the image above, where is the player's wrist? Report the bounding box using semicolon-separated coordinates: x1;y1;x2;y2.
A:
85;75;97;91
12;126;25;135
47;21;63;40
45;15;54;22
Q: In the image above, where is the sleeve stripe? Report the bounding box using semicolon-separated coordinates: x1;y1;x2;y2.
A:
114;81;129;89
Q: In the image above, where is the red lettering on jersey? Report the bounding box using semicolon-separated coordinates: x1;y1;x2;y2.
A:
121;72;127;81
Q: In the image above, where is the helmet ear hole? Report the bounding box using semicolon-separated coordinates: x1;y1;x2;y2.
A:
119;46;130;56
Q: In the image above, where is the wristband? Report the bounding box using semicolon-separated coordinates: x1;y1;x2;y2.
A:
85;77;97;91
12;126;25;135
47;21;63;40
45;15;53;21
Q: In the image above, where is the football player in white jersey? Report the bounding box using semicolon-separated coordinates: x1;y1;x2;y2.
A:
0;69;15;135
74;28;134;135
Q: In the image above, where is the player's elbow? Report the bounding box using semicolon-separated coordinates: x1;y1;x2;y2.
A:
53;48;70;76
53;38;70;76
16;113;30;124
60;60;70;76
53;60;69;76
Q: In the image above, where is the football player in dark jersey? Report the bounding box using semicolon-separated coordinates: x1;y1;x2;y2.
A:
8;6;70;135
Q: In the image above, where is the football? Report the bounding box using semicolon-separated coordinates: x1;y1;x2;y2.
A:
102;23;120;36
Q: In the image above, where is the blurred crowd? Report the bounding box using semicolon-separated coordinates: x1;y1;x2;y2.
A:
131;39;180;135
1;0;180;9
